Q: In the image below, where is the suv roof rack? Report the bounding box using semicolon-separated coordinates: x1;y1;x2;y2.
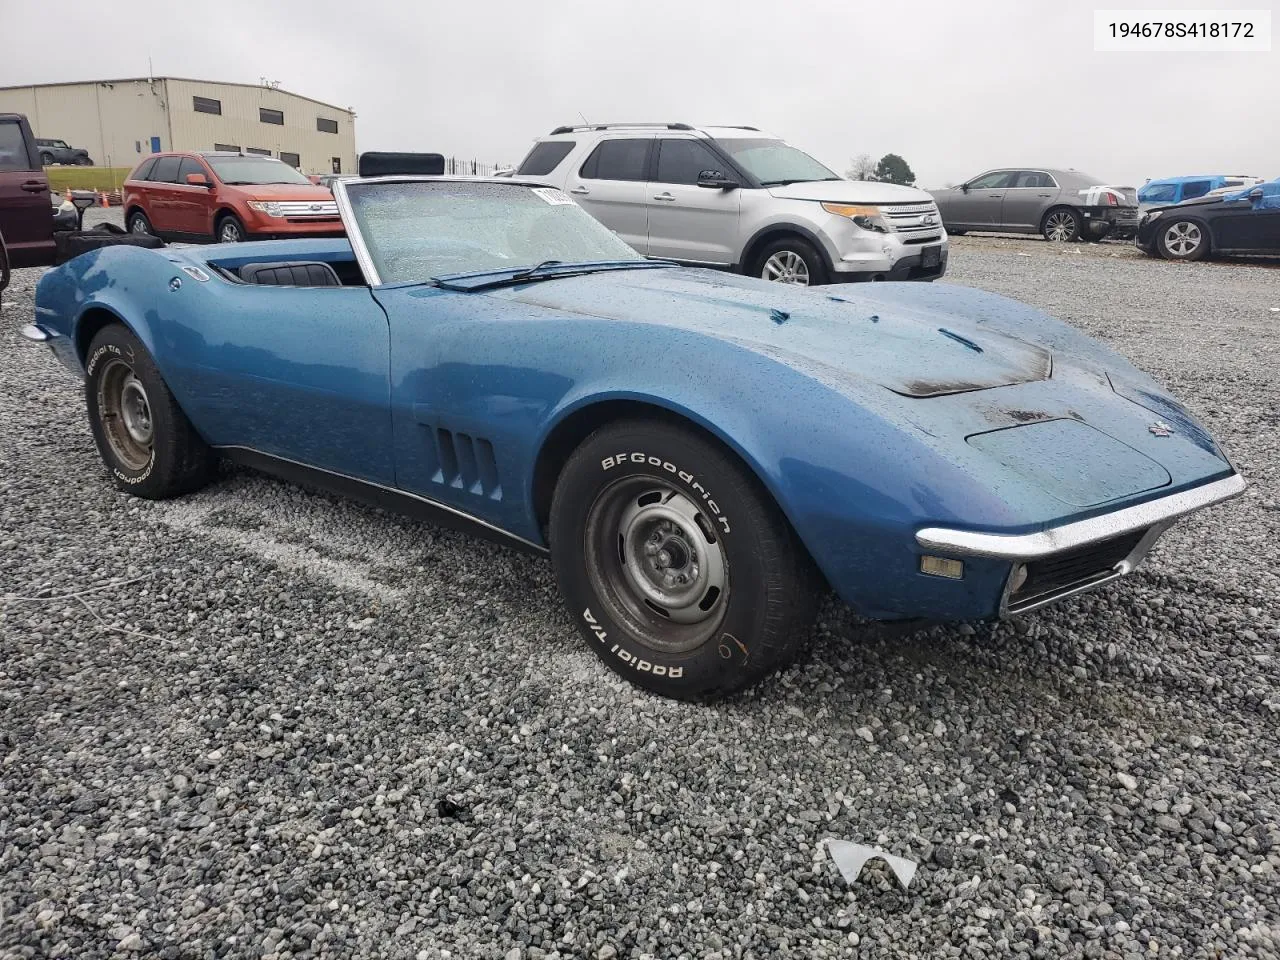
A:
548;122;695;135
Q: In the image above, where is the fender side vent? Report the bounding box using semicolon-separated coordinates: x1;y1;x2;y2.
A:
430;428;502;500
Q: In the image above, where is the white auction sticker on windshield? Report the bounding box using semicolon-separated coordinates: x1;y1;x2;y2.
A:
531;187;576;205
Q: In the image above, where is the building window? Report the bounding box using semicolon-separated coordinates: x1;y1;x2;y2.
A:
245;147;272;156
279;151;301;169
331;157;341;174
317;117;338;134
214;143;240;153
259;108;284;125
193;96;222;115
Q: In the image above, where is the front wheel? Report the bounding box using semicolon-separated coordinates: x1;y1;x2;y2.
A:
550;420;820;701
1042;208;1081;242
76;157;94;166
127;211;153;235
216;214;246;243
85;325;215;499
1156;219;1210;261
754;236;828;286
40;152;54;166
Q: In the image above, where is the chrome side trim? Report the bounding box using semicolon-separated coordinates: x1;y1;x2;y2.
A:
212;445;548;555
331;179;383;287
917;473;1245;560
20;323;50;342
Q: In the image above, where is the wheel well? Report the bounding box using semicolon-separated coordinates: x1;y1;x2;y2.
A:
214;208;241;227
739;227;830;276
75;307;128;365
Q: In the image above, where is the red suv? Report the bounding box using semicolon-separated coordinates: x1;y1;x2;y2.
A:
123;151;345;243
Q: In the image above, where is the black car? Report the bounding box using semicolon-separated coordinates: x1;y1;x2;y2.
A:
1137;181;1280;261
35;137;93;166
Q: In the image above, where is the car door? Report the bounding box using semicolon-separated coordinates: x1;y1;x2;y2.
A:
561;137;653;254
947;171;1015;229
0;116;54;268
1000;170;1058;232
644;137;742;264
172;156;214;236
1211;188;1280;252
143;155;183;233
167;281;395;484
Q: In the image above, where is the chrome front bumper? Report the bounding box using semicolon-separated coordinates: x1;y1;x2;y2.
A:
915;473;1246;615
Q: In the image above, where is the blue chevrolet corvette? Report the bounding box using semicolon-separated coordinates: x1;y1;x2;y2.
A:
24;176;1244;700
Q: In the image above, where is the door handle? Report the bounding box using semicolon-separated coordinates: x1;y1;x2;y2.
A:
20;181;47;192
653;193;676;201
1038;193;1052;198
568;187;589;196
988;194;1002;199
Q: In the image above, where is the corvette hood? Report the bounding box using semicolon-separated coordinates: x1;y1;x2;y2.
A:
493;267;1050;398
767;180;933;204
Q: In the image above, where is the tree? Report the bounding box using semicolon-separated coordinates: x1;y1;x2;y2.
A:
873;153;915;186
845;153;876;181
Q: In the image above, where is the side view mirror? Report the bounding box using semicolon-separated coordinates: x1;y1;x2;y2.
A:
960;182;970;193
186;173;211;187
696;170;738;190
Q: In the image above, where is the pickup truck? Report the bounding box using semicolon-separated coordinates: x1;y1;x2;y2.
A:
0;112;55;269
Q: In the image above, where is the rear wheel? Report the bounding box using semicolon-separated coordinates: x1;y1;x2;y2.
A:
754;236;829;286
85;325;215;499
1156;219;1209;261
1042;208;1081;242
549;419;821;701
76;157;94;166
216;214;246;243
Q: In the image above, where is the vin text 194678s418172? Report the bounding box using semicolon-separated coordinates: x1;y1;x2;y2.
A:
22;168;1244;700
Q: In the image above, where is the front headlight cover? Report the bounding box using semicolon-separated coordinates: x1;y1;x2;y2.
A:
821;201;889;233
247;201;286;217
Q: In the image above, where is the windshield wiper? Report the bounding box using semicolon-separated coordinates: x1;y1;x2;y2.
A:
760;177;843;186
432;260;673;292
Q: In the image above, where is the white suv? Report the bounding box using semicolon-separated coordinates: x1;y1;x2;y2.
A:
514;123;947;285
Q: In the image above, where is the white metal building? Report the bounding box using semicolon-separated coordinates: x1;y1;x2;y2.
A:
0;77;357;175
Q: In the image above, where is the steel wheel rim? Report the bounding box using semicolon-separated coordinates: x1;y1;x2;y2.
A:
98;358;153;470
219;221;241;243
762;250;810;284
1164;222;1201;256
130;216;149;235
584;477;730;654
1045;212;1075;241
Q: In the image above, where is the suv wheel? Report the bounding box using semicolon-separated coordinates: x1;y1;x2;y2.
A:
128;211;153;235
39;152;54;166
216;215;246;243
754;237;828;286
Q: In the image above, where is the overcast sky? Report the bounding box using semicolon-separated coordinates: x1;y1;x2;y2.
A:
1;0;1275;187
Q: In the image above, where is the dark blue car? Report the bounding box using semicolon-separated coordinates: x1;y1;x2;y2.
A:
23;176;1244;699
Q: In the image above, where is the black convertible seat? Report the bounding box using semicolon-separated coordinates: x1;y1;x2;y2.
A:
239;261;342;287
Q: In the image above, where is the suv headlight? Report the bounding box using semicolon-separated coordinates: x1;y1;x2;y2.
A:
821;202;889;233
247;201;286;217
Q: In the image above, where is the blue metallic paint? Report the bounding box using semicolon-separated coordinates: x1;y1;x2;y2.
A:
32;239;1237;622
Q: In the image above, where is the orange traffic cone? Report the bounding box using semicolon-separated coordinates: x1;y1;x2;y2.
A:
100;191;108;207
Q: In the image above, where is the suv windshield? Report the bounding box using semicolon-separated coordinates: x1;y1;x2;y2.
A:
205;156;312;186
713;138;839;186
344;181;644;284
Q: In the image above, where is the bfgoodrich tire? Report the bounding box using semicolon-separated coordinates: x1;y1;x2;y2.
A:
85;324;215;499
549;419;820;701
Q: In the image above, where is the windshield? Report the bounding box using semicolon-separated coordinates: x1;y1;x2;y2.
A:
713;138;839;185
344;180;644;285
206;156;312;185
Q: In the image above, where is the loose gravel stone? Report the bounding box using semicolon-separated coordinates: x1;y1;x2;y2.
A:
1;219;1277;958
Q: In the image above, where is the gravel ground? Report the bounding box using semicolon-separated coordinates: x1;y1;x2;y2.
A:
2;220;1278;960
